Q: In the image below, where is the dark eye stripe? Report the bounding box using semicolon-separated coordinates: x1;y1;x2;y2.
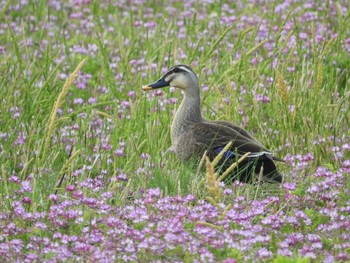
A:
163;65;194;79
169;67;189;75
164;69;182;78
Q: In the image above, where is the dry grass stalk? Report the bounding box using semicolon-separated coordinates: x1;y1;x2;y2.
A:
203;147;252;224
219;203;232;220
54;149;81;194
212;141;232;167
44;59;86;152
254;164;264;201
96;110;113;119
276;69;288;103
218;151;251;182
205;156;222;206
316;62;323;90
205;145;251;203
196;221;224;231
320;36;336;58
195;150;208;179
204;149;249;225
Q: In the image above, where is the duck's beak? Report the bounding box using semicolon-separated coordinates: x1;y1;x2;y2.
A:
142;76;170;90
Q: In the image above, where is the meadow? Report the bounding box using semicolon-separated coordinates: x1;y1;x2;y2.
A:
0;0;349;262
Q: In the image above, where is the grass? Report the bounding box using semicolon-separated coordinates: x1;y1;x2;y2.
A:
0;1;349;262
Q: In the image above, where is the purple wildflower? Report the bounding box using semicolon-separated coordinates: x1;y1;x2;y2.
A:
256;94;271;103
20;181;32;192
114;147;125;157
116;173;128;182
256;247;273;259
9;175;20;184
73;98;84;105
66;185;76;192
88;97;97;104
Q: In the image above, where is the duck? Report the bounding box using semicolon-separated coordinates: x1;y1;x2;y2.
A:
142;65;284;183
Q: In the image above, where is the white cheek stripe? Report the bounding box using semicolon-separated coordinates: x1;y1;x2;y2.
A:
165;74;174;82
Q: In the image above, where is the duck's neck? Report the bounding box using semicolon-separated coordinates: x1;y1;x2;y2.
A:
171;88;203;142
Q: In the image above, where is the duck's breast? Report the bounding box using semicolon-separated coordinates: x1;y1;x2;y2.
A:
172;131;204;162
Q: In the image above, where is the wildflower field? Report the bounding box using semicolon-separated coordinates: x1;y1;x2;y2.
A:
1;0;350;262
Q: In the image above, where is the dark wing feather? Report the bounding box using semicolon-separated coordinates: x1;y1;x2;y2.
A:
211;120;263;146
192;121;267;155
211;120;285;163
189;121;283;183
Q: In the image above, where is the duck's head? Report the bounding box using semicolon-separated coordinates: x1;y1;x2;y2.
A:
142;65;198;92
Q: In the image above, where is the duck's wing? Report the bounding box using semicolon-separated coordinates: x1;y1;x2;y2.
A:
208;120;285;163
211;120;264;146
192;122;284;183
192;121;267;155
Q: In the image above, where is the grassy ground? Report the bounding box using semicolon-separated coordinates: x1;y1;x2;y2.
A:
0;1;349;262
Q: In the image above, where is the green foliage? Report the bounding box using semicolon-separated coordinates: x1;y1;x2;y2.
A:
225;248;244;262
273;255;310;263
0;1;349;261
1;0;349;202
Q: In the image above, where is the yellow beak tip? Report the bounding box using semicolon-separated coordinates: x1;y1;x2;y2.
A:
142;85;152;91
